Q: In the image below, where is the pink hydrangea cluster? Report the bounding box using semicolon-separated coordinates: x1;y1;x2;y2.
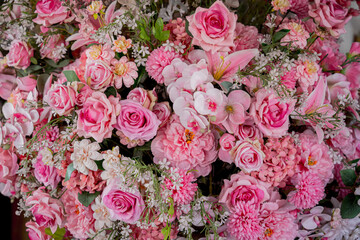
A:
164;18;192;48
251;135;301;187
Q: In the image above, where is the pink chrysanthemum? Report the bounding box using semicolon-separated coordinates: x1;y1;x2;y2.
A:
146;46;182;84
251;136;301;187
227;203;263;240
163;168;198;205
288;172;325;209
46;126;59;142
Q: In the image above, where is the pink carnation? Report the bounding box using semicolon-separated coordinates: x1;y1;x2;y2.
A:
251;136;301;187
227;203;263;240
61;188;95;239
280;67;297;89
278;21;310;49
164;18;192;48
146;47;182;84
288;172;325;209
151;115;218;177
25;187;64;234
231;23;260;52
40;34;67;62
163;168;198;205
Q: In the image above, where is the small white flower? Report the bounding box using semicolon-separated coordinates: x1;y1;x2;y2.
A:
39;147;54;166
71;139;103;175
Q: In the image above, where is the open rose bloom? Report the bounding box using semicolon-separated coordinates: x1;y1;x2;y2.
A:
1;0;360;239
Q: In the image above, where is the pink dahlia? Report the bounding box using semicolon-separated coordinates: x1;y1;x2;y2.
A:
227;203;263;239
163;168;198;205
151;115;218;177
288;172;325;209
278;21;310;49
251;135;301;187
145;46;182;84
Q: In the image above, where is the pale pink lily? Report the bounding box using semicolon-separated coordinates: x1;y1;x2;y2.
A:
215;90;251;133
299;76;336;142
298;206;331;230
206;48;259;83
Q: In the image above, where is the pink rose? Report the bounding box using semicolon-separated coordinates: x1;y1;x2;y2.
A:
75;84;93;107
250;89;295;137
84;60;113;90
34;153;61;189
219;173;271;211
44;83;77;116
230;139;265;173
102;178;145;223
26;221;51;240
344;62;360;100
152;102;171;126
33;0;69;27
186;1;237;53
6;40;34;70
25;187;64;234
17;76;37;92
0;147;18;196
77;92;121;142
218;133;236;163
40;34;67;62
0;73;17;100
115;100;161;141
309;0;353;37
235;123;263;141
127;88;158;110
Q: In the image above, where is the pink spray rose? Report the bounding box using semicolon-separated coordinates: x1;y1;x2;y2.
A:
44;83;77;116
152;102;171;126
102;178;145;223
6;40;34;70
77;92;121;142
33;0;69;27
218;133;236;163
84;60;113;90
17;76;37;92
25;187;65;234
0;147;18;196
115;99;161;141
309;0;353;37
127;88;158;110
219;173;271;211
186;1;237;53
230;139;265;173
26;221;51;240
34;152;61;189
250;89;295;137
151;115;218;177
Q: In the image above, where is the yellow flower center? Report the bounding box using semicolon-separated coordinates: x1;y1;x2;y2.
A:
306;61;318;75
308;155;317;166
264;228;274;237
88;45;102;60
114;62;128;76
213;56;231;81
185;129;194;144
225;105;234;113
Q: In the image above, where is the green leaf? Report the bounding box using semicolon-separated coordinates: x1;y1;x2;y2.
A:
95;160;105;171
161;224;171;240
349;159;360;165
340;169;357;186
25;65;42;74
168;197;174;217
185;19;193;38
45;227;66;240
139;27;151;41
132;66;147;88
273;29;290;43
341;193;360;219
104;86;117;98
45;59;70;68
221;81;233;93
56;59;70;68
86;43;98;48
30;57;38;65
63;70;80;83
153;18;170;42
64;163;75;182
37;74;50;94
78;191;100;207
261;43;271;53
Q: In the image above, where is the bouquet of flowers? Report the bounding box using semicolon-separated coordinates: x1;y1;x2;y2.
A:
1;0;360;239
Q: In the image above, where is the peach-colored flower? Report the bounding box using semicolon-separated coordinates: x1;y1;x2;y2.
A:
112;36;132;54
112;57;138;88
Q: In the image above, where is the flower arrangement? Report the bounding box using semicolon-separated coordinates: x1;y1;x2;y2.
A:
0;0;360;239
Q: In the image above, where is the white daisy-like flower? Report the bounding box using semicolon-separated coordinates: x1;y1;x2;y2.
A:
91;196;112;230
71;139;103;175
